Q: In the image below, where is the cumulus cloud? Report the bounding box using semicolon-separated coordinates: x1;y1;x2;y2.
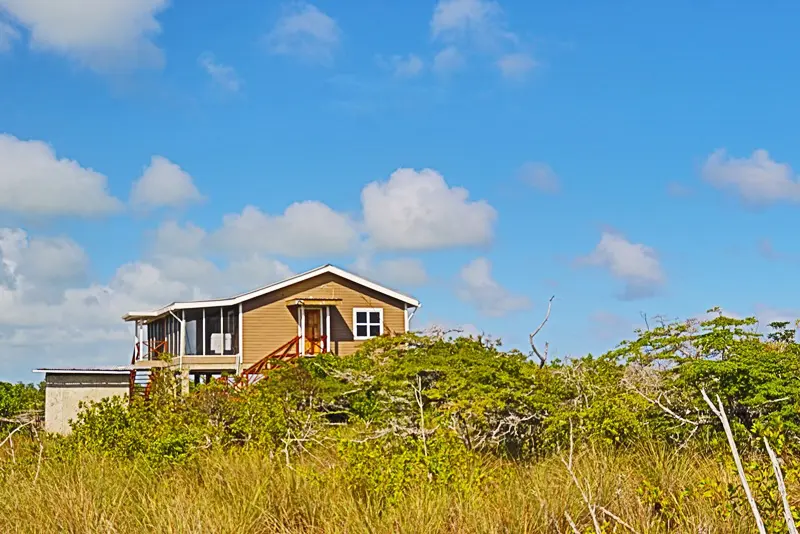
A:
351;256;429;287
213;202;357;258
0;20;18;52
497;52;536;79
130;156;203;209
431;0;508;45
0;134;122;216
226;256;295;291
265;2;340;65
0;225;294;378
518;162;560;193
0;0;169;70
753;304;800;327
362;168;496;251
455;257;530;316
702;149;800;205
151;221;207;257
0;229;88;297
579;231;665;300
432;45;465;75
429;0;539;82
198;52;242;92
378;53;424;78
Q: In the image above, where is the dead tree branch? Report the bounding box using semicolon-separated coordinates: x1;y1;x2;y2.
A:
701;389;766;534
764;437;798;534
530;296;555;368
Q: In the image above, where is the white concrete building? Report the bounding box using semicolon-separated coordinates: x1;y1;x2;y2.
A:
33;368;132;435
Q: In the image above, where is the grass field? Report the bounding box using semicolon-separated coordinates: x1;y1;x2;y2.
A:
0;442;775;533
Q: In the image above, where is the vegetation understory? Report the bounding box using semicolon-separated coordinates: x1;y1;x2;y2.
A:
3;310;800;533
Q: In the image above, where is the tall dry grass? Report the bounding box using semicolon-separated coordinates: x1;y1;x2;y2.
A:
0;441;769;533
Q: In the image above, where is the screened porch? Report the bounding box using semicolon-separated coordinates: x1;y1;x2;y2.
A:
130;304;241;363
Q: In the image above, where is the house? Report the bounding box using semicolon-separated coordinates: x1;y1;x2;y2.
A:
122;264;421;383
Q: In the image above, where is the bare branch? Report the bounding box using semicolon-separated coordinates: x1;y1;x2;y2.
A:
564;512;581;534
530;296;555;368
561;454;601;534
622;379;702;427
764;437;798;534
598;506;641;534
701;389;766;534
640;311;650;331
413;376;428;459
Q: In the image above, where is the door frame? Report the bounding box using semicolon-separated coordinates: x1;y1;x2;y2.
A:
301;307;323;355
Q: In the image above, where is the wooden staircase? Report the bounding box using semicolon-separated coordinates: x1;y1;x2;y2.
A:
129;369;153;399
220;335;327;388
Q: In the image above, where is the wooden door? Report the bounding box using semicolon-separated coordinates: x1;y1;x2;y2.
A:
304;309;322;354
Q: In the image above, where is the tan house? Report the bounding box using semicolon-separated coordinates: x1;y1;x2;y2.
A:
123;264;421;382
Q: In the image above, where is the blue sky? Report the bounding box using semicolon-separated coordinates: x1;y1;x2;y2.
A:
1;0;800;381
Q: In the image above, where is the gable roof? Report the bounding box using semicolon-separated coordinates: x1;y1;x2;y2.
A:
123;264;420;321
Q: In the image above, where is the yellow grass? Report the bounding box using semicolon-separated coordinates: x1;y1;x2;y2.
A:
0;440;775;533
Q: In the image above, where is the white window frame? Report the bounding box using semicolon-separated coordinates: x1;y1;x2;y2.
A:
353;307;383;340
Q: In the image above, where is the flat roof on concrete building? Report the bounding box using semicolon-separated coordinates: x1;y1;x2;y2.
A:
34;367;133;375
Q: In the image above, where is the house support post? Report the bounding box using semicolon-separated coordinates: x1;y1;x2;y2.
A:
299;304;306;356
179;367;190;396
325;306;331;352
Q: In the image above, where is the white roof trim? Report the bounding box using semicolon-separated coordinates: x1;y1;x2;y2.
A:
123;264;420;321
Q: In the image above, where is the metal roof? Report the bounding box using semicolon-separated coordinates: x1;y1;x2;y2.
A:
123;263;421;321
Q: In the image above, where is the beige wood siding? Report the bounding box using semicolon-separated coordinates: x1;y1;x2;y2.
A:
242;273;406;365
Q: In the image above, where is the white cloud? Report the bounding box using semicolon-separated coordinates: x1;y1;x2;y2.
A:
0;20;19;52
455;257;530;316
0;229;88;295
430;0;535;80
198;52;242;92
497;52;536;79
753;305;800;327
379;53;424;78
580;231;665;300
0;134;122;216
0;0;169;70
213;202;357;258
265;2;340;65
226;255;295;291
351;256;428;287
518;162;559;193
0;226;295;378
130;156;203;209
362;168;496;251
152;220;207;257
431;0;508;45
432;45;465;75
702;149;800;205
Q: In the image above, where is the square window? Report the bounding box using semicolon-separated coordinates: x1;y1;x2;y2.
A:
354;308;383;340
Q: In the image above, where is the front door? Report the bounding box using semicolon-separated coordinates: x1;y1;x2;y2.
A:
304;308;322;354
